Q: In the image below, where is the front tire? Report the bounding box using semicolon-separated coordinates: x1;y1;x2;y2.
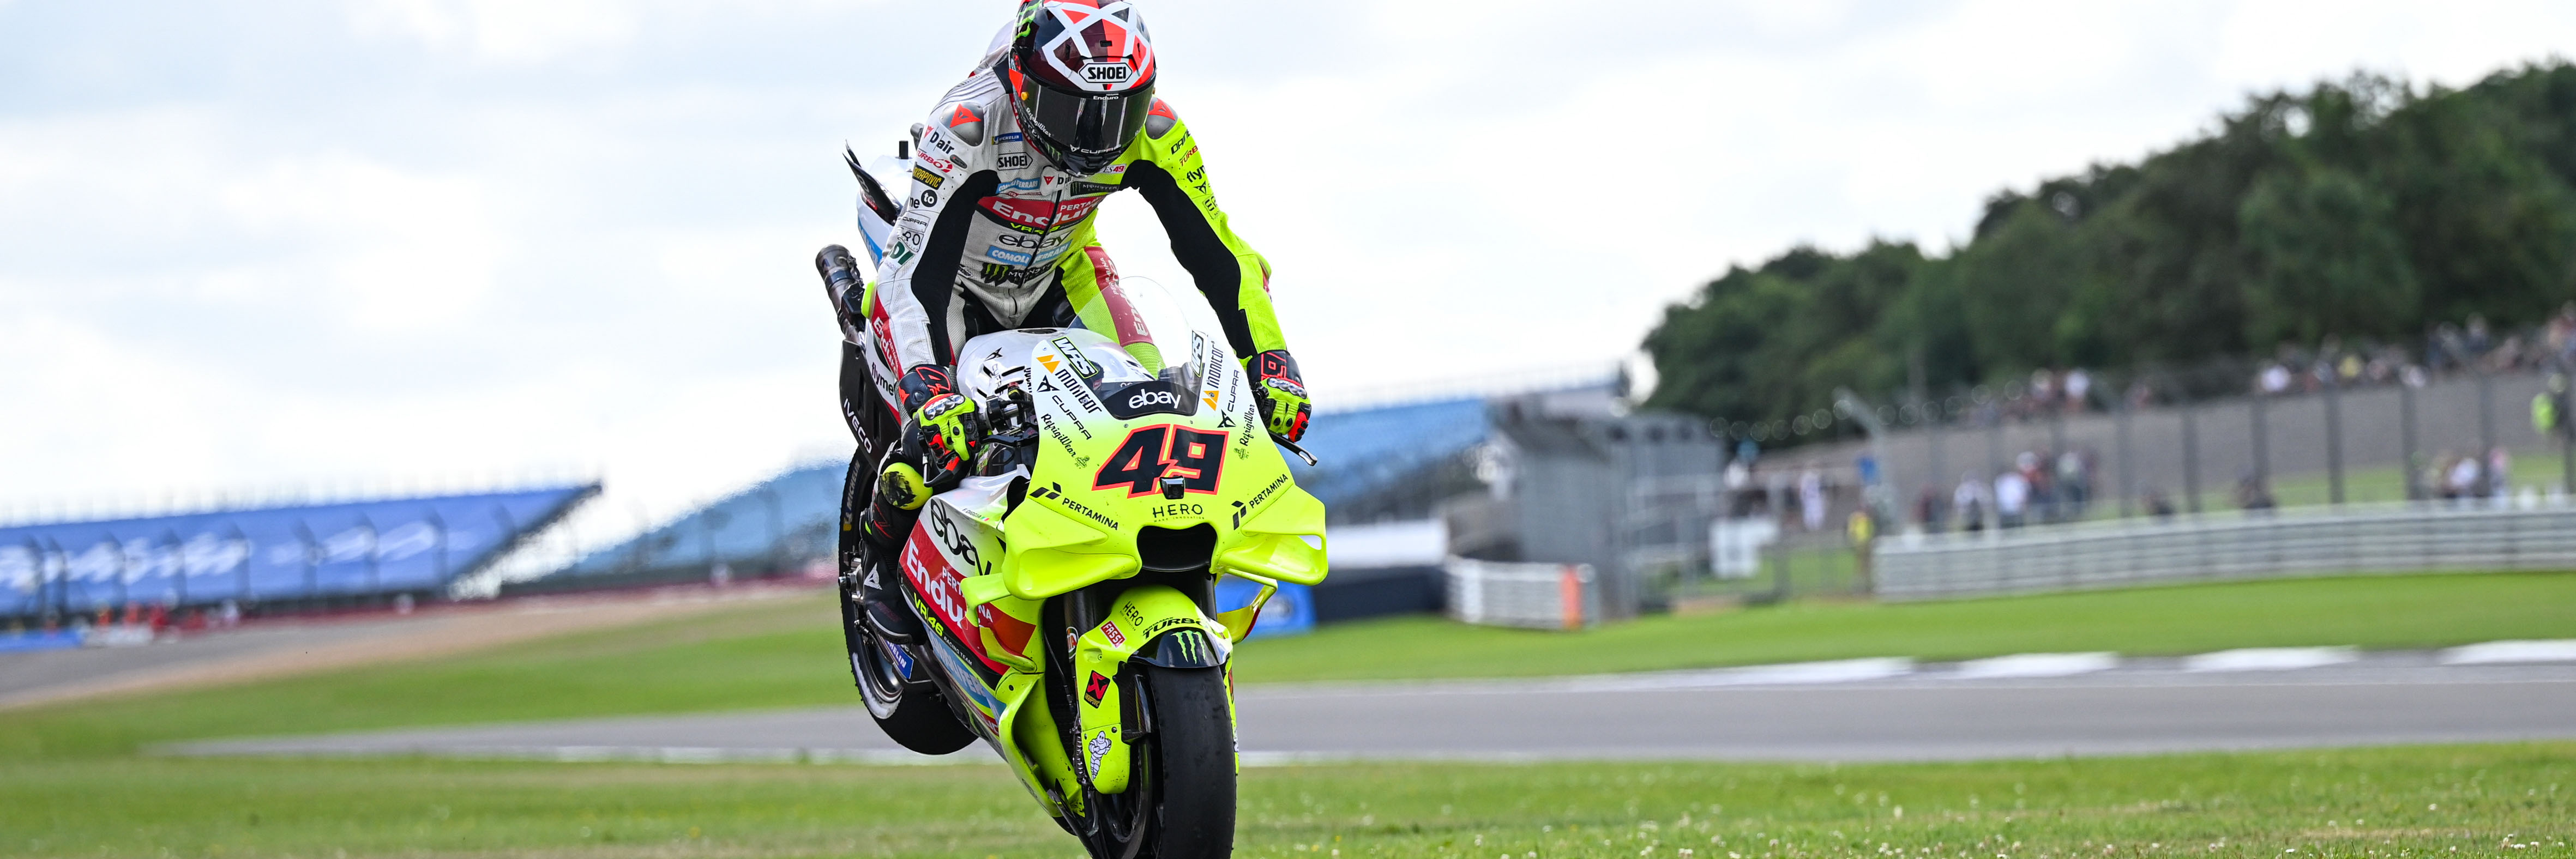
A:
1082;664;1237;859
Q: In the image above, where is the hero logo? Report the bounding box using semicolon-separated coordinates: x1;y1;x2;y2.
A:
1082;63;1132;84
1126;389;1178;410
996;152;1032;171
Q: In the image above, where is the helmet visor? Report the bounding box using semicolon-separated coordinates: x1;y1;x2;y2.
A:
1023;81;1152;167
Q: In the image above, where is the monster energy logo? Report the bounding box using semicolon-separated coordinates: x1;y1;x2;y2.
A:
1163;628;1207;663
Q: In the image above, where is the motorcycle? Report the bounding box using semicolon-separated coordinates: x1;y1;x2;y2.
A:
815;143;1329;858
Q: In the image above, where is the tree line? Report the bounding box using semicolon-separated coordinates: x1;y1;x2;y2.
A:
1644;62;2576;431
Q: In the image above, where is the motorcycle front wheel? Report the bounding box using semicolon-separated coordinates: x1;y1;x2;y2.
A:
1080;663;1237;859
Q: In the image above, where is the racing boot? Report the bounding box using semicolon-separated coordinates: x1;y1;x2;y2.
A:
854;460;935;644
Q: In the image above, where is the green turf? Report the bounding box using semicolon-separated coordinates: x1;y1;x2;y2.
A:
1235;572;2576;683
1;746;2567;857
0;598;856;762
9;572;2572;762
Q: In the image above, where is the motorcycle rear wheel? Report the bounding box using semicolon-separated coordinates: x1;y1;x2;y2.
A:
1081;664;1237;859
839;455;974;755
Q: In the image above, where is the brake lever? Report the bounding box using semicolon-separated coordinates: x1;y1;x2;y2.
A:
1271;434;1320;467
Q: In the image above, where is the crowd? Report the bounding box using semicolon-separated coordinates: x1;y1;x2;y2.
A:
1915;448;2098;533
2428;447;2517;502
2249;306;2576;398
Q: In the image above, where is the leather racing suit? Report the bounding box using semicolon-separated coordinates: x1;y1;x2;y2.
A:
842;58;1296;564
875;63;1289;390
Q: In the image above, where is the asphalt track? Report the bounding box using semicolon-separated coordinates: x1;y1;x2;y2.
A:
168;649;2576;764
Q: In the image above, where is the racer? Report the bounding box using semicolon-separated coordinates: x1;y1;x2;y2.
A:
832;0;1313;640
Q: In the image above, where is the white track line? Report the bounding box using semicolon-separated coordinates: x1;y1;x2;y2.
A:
1949;652;2120;679
1572;657;1918;691
2442;640;2576;666
2184;646;2359;673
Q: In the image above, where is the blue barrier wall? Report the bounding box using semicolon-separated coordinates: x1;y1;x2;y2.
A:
0;486;598;618
1215;576;1314;639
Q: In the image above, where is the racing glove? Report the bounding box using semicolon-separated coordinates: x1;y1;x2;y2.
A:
899;366;979;484
1247;349;1313;443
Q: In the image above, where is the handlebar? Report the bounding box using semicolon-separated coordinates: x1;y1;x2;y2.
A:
1272;434;1319;467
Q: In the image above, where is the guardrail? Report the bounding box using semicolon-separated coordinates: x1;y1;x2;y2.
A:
1874;499;2576;600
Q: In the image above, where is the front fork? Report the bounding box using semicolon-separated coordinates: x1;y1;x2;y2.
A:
1068;584;1233;793
987;575;1278;810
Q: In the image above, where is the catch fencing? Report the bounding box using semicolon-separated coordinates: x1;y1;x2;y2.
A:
1874;499;2576;600
1443;559;1597;630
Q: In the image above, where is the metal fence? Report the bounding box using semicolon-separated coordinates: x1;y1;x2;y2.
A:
1875;499;2576;601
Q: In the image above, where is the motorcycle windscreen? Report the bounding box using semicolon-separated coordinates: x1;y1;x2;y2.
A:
1062;277;1208;420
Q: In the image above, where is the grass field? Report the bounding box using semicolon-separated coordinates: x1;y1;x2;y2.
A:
2;746;2568;857
1239;572;2576;683
5;574;2574;857
9;572;2572;763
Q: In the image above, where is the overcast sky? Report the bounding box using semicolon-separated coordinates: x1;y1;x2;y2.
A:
4;0;2572;535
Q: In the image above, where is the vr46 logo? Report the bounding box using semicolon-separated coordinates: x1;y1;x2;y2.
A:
1093;424;1227;497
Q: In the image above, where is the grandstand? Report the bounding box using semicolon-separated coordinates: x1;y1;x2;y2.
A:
0;484;599;624
508;459;845;595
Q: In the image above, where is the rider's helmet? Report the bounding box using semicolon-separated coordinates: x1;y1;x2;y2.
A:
1004;0;1157;176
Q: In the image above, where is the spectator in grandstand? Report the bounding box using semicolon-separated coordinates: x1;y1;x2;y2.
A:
2017;451;2054;523
1994;468;2030;529
2235;473;2276;515
2487;446;2512;499
1913;487;1947;535
1954;473;1988;534
2143;488;2178;521
2430;322;2464;373
2258;362;2293;395
2443;452;2479;502
1797;464;1828;533
2063;368;2092;413
2056;449;2091;520
2553;303;2576;367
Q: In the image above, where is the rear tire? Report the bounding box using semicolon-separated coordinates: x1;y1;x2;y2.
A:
839;455;974;755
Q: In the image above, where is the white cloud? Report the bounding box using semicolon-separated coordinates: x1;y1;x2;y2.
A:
4;0;2575;543
352;0;643;64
